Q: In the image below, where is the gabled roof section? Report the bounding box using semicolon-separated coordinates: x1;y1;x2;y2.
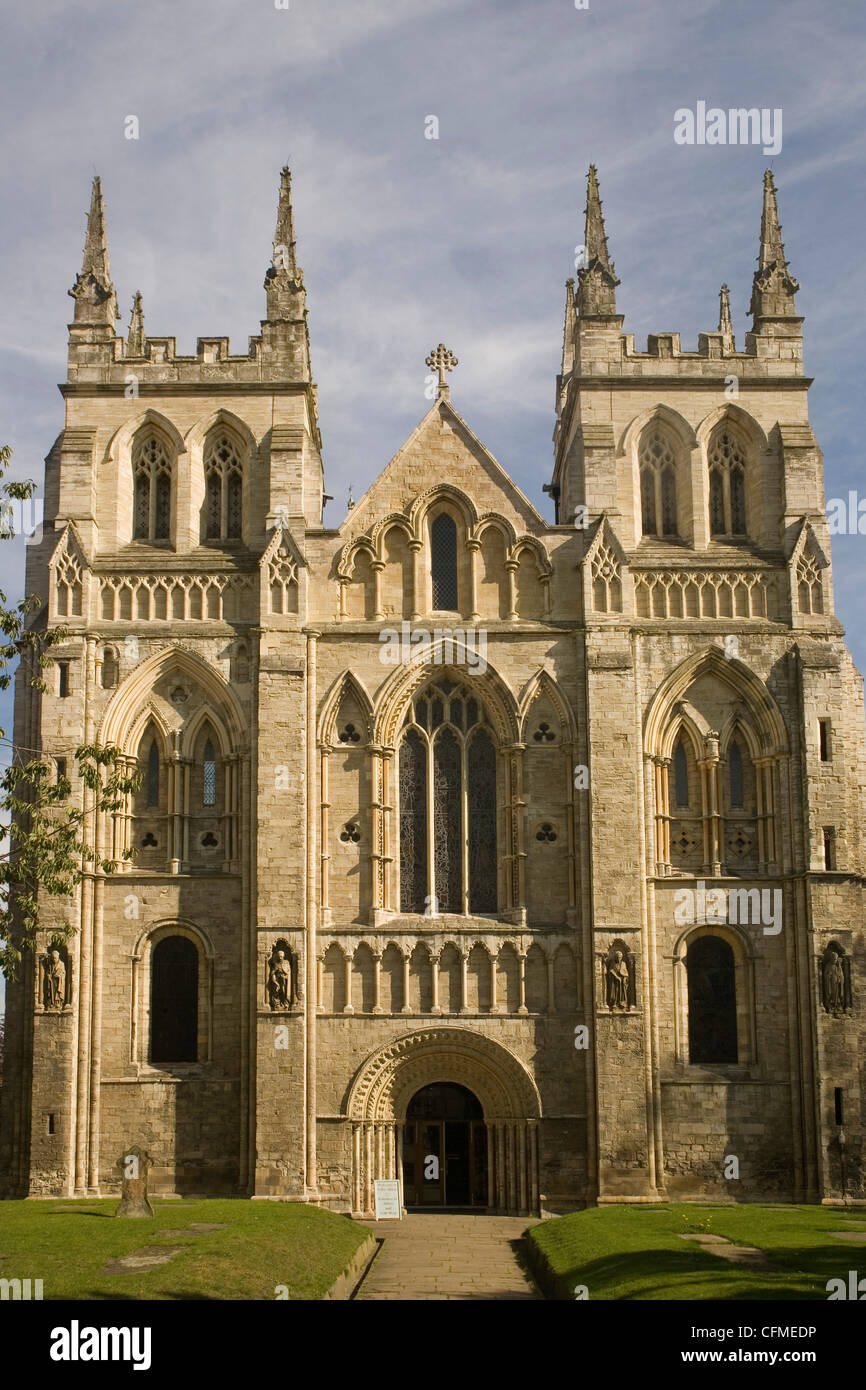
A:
787;516;829;568
336;396;547;540
48;520;90;570
260;522;306;571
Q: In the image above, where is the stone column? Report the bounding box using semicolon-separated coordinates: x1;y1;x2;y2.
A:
467;537;480;621
517;951;528;1015
320;746;332;926
401;953;412;1013
547;951;556;1014
505;558;518;621
343;952;354;1014
409;540;423;622
431;954;441;1015
371;560;384;621
518;1123;528;1212
352;1124;362;1214
372;953;383;1014
486;1123;496;1208
460;949;469;1014
529;1122;539;1213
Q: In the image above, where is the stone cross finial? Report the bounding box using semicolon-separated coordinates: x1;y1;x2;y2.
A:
426;344;458;395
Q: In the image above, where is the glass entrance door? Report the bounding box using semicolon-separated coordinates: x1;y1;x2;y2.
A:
402;1083;487;1208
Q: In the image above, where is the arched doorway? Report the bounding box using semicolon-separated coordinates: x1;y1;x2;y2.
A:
346;1027;542;1216
403;1083;487;1208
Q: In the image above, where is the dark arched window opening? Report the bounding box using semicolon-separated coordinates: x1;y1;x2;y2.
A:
150;935;198;1063
661;467;678;536
730;466;746;536
206;471;221;540
134;472;150;540
686;935;737;1063
203;739;216;807
147;740;160;807
431;514;458;610
674;741;689;807
729;742;743;807
155;472;171;540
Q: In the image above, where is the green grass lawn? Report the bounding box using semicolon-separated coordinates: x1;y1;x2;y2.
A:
527;1204;866;1300
0;1198;371;1300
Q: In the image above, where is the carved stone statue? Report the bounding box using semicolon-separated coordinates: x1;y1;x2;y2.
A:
821;945;851;1016
606;948;631;1011
43;948;67;1010
268;947;294;1011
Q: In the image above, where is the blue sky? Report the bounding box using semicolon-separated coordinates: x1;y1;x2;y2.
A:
2;0;866;999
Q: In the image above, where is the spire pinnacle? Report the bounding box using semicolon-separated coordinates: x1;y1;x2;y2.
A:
576;165;620;316
561;278;576;378
718;283;732;334
126;291;146;357
749;169;799;327
265;164;304;317
68;175;118;326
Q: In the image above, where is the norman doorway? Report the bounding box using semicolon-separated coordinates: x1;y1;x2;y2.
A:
402;1082;487;1208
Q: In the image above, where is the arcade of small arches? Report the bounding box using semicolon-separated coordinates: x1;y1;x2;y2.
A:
315;937;580;1016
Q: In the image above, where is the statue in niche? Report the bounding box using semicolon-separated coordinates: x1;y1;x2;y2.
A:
267;945;295;1011
604;946;633;1011
821;944;852;1016
42;947;68;1010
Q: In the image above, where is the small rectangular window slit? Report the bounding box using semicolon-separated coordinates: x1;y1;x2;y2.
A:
819;719;831;762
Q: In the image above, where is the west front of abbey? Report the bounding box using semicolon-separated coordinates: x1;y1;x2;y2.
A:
1;164;864;1213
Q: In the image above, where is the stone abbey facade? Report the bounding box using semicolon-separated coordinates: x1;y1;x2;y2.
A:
1;164;864;1213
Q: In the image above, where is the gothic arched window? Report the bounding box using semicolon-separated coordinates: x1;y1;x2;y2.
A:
708;429;748;539
203;739;216;807
147;739;160;808
430;514;459;610
101;646;118;689
150;935;198;1063
638;430;678;538
133;433;173;542
399;679;497;915
729;741;743;808
204;432;244;542
686;935;737;1063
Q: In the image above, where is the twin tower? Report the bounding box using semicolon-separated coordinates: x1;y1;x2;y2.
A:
1;164;863;1214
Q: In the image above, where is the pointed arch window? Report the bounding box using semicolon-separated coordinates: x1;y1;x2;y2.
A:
399;679;497;915
133;433;173;542
147;739;160;807
639;430;678;538
204;432;244;542
708;429;748;539
430;514;458;610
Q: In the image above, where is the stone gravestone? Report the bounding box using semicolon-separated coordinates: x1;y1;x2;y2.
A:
114;1145;154;1218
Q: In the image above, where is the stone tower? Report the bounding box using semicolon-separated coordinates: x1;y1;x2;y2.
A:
1;165;863;1212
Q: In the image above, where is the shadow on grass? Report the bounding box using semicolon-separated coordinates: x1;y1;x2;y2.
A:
47;1210;117;1219
549;1246;828;1301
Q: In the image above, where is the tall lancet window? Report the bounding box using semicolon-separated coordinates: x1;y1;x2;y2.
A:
430;513;458;610
204;432;244;542
399;678;497;916
147;739;160;807
202;739;216;807
133;433;172;542
639;430;678;538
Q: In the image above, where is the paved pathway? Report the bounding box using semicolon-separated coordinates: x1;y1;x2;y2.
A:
355;1214;540;1300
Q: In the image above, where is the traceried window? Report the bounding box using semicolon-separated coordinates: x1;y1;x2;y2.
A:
204;432;244;542
686;935;738;1063
639;430;678;538
430;514;458;610
133;433;172;542
399;678;497;915
708;429;747;539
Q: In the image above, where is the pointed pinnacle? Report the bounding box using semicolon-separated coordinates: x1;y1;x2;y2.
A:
561;278;576;376
750;168;799;324
758;168;787;271
272;164;298;278
718;283;733;335
82;175;112;284
68;174;118;323
127;291;145;356
585;164;615;275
